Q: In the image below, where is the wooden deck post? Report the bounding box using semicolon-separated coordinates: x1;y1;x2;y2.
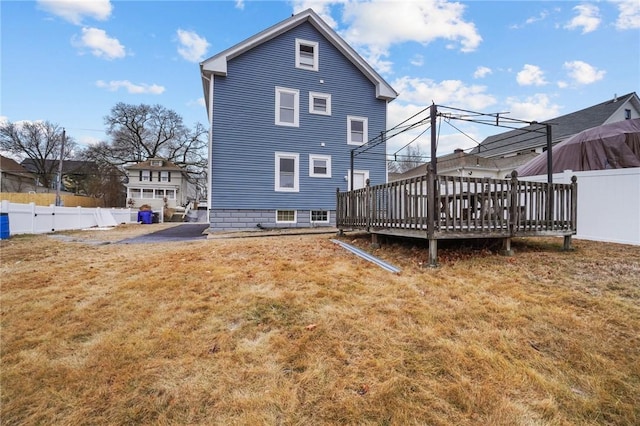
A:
428;238;438;267
509;170;519;234
501;238;514;256
371;233;380;249
426;164;438;267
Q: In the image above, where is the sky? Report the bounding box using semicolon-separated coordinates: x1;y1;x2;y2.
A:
1;0;639;159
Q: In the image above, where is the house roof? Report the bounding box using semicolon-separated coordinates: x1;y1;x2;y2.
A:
472;92;640;158
20;158;95;174
124;158;185;172
200;8;398;114
1;155;35;178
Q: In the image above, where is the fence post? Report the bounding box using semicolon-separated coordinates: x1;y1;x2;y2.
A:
570;175;578;233
30;202;36;234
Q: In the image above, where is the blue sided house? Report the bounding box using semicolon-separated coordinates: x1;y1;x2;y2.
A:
199;9;397;231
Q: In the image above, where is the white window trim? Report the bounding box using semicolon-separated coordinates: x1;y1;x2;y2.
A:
141;170;151;181
347;169;370;190
295;38;319;71
275;87;299;127
309;92;331;116
275;152;300;192
347;115;368;145
309;154;332;178
310;210;330;224
276;210;297;224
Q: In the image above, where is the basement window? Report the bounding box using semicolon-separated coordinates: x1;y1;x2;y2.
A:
276;210;297;223
310;210;329;223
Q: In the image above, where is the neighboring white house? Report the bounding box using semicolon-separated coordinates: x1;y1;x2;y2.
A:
124;158;191;211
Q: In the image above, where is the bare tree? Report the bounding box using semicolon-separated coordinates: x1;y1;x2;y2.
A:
101;103;207;167
0;120;76;189
95;103;208;197
388;144;428;174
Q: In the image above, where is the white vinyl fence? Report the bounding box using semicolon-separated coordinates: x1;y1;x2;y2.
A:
521;168;640;246
0;200;136;236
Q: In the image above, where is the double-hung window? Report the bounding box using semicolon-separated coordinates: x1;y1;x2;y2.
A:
159;171;170;182
141;170;151;181
347;116;368;145
309;92;331;115
275;87;299;127
309;154;331;178
296;39;318;71
311;210;329;224
275;152;299;192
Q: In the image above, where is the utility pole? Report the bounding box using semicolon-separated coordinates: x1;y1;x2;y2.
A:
55;128;66;206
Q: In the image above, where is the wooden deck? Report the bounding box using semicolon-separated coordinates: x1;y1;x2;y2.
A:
336;170;577;266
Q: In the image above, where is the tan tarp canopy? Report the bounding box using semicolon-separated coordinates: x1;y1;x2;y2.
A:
517;118;640;177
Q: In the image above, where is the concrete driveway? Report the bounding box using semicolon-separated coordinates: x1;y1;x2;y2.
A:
117;223;209;244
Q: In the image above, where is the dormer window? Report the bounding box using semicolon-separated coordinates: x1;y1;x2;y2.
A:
296;39;318;71
150;159;163;167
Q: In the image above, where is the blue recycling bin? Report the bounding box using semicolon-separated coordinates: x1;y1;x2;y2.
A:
0;212;9;239
137;210;153;224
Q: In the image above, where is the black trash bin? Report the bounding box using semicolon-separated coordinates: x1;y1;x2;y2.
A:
152;212;160;223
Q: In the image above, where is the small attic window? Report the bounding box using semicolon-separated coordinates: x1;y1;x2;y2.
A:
150;160;163;167
625;109;631;119
296;39;318;71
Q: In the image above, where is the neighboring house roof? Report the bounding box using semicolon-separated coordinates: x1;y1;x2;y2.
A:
200;8;398;114
124;158;186;173
21;158;95;175
472;92;640;158
1;155;35;178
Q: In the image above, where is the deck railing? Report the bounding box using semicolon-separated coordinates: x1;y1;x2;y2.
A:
336;170;577;239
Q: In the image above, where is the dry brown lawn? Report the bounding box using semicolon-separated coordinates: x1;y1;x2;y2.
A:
1;225;639;425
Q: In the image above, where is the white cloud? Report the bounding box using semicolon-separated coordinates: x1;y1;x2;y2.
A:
37;0;112;25
473;66;492;79
391;77;497;111
235;0;245;10
505;94;562;122
176;29;210;63
384;76;497;155
516;64;547;86
563;60;606;85
339;0;481;74
0;116;8;126
564;4;601;33
510;10;551;29
410;54;424;67
96;80;165;94
612;0;640;30
72;27;125;60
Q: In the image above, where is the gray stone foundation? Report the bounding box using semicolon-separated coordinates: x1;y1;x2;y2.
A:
209;209;336;232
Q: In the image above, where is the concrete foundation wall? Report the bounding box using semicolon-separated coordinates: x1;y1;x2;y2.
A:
209;209;335;231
